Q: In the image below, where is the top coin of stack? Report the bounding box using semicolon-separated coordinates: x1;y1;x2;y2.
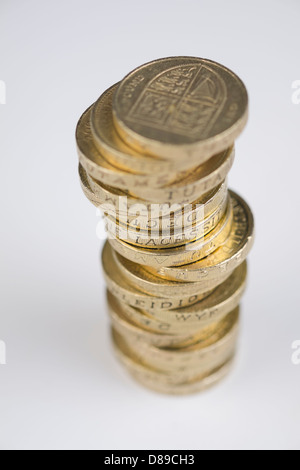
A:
77;57;254;395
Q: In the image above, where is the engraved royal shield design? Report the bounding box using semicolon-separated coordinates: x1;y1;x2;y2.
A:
127;65;227;139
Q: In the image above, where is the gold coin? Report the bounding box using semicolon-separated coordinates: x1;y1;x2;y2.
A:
91;84;168;174
112;249;231;299
77;105;200;191
121;311;238;372
109;290;240;344
111;291;239;354
113;57;248;161
80;158;227;223
79;163;228;232
107;291;203;348
113;327;237;379
110;292;237;336
107;290;239;340
141;261;247;324
112;328;236;386
80;161;224;236
87;145;234;205
102;242;214;311
91;84;213;173
145;190;254;282
124;307;238;359
106;191;228;248
108;197;233;268
126;147;234;204
107;180;228;232
125;357;235;395
79;163;130;209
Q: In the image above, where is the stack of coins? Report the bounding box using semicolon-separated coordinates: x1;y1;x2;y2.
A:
77;57;254;395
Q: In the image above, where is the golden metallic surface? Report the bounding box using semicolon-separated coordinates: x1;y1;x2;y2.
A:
106;194;228;249
127;309;238;356
107;292;239;354
112;249;231;299
77;106;185;191
143;262;247;325
80;159;228;228
91;84;168;174
127;147;234;204
79;163;130;209
123;357;235;395
102;242;214;311
78;103;233;195
113;294;236;336
76;107;163;190
77;58;254;394
122;322;238;373
80;163;229;232
145;191;254;282
113;57;248;161
107;291;204;348
91;84;213;173
109;181;228;232
108;197;233;268
87;146;234;205
108;289;240;345
112;327;236;386
113;327;237;380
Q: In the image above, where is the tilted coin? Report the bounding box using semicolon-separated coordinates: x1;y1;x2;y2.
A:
125;307;238;360
116;300;239;354
102;242;214;311
112;328;236;386
79;163;228;231
108;197;233;268
107;291;202;348
145;190;254;282
125;357;235;395
108;180;228;231
91;84;169;174
113;57;248;161
91;84;212;174
86;145;234;205
77;105;198;191
123;313;238;372
109;290;240;344
127;146;234;204
112;249;231;299
113;293;235;336
113;326;237;378
79;163;130;210
141;261;247;324
106;193;228;249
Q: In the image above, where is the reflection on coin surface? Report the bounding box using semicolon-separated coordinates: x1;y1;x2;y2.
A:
113;57;248;161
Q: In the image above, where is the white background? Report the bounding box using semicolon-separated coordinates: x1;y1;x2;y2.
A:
0;0;299;450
